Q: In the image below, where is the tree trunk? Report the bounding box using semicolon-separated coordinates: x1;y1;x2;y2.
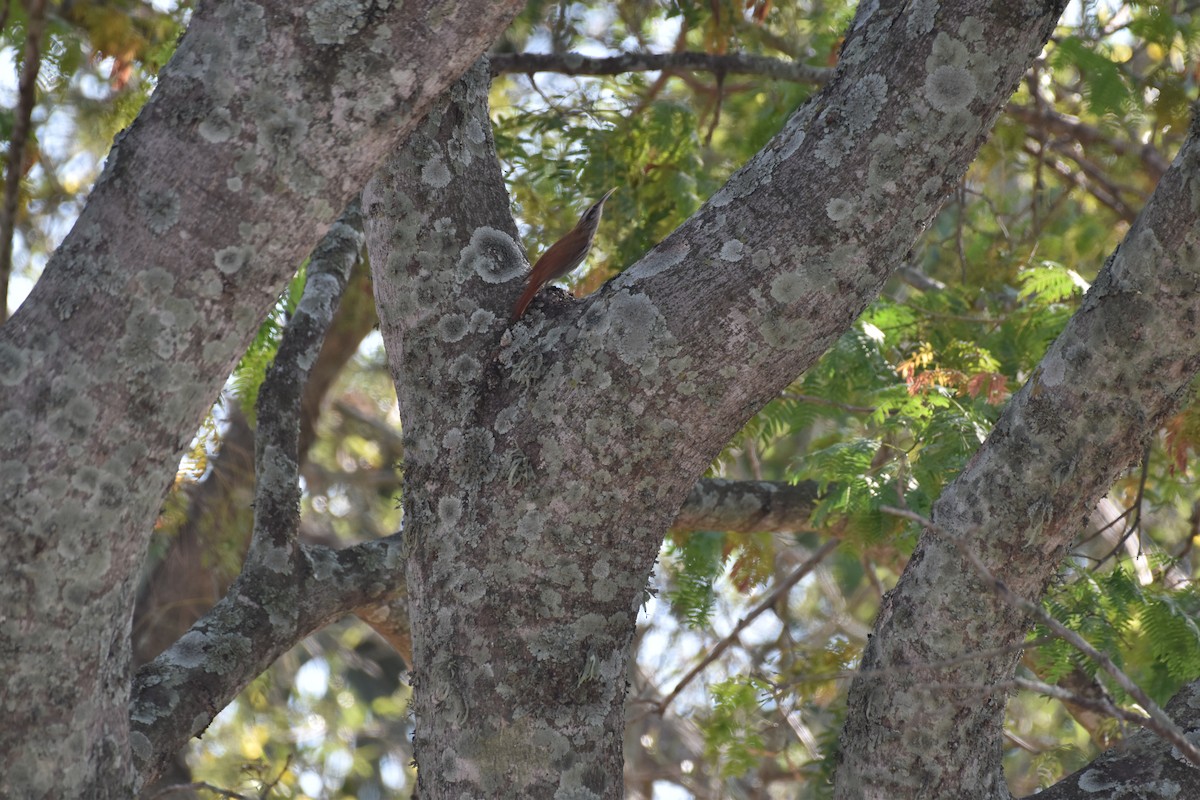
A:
0;1;523;795
363;3;1067;795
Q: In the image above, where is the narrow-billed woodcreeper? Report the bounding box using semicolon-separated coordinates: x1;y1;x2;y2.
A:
511;187;617;321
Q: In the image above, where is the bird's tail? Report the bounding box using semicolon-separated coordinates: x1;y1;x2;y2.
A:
511;280;541;322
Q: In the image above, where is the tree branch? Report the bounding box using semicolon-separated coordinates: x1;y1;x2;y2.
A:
881;506;1200;767
1007;102;1170;183
130;201;398;788
838;117;1200;795
0;0;47;321
655;539;840;714
489;51;833;85
671;478;822;534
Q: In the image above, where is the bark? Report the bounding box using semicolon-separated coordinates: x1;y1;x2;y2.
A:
1029;681;1200;799
671;478;820;534
362;3;1066;796
20;0;1193;796
129;200;397;787
489;51;833;84
131;256;376;668
0;0;522;796
836;122;1200;798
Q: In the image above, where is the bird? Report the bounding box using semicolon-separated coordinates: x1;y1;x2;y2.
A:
511;187;617;322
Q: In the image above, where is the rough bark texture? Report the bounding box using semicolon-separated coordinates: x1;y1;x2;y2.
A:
131;256;376;668
672;478;820;534
0;1;522;796
1030;681;1200;799
128;200;394;788
361;3;1066;797
363;61;617;799
836;125;1200;798
20;0;1200;796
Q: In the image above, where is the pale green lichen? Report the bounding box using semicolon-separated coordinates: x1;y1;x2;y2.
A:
0;460;30;495
760;315;812;350
138;188;181;234
907;0;938;35
422;154;452;188
214;245;252;275
826;198;854;222
458;429;498;482
925;65;977;112
438;496;463;526
198;108;236;144
927;31;970;70
813;135;845;169
846;74;887;133
119;309;166;365
604;292;665;366
168;630;209;669
459;227;524;284
0;342;28;387
779;127;806;160
627;241;689;280
770;270;806;304
1074;767;1118;792
253;98;309;163
866;133;905;192
538;588;563;618
464;116;486;144
442;427;464;451
449;354;480;384
960;16;985;42
139;267;175;293
307;0;370;45
438;313;469;342
720;240;746;262
129;731;152;762
53;395;99;438
469;308;496;332
391;66;416;97
493;406;519;436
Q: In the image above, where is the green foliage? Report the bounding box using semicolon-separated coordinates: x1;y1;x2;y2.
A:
15;0;1200;796
1051;37;1133;118
231;268;307;419
664;530;725;628
1139;591;1200;684
1;0;188;285
188;622;415;799
1030;567;1200;705
701;675;772;779
1017;261;1089;304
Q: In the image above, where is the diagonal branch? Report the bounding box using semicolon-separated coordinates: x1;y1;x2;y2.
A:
1007;102;1170;182
881;505;1200;767
129;200;403;788
838;117;1200;796
655;539;840;714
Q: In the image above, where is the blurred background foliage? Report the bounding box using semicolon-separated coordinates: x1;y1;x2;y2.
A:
5;0;1200;797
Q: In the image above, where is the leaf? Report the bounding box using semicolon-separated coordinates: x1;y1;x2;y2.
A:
1051;37;1133;117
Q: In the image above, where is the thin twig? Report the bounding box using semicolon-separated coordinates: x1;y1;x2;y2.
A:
150;782;253;800
655;539;840;714
258;753;292;800
775;635;1057;688
1097;441;1152;567
784;392;875;414
880;505;1200;766
489;51;833;85
1;0;49;322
